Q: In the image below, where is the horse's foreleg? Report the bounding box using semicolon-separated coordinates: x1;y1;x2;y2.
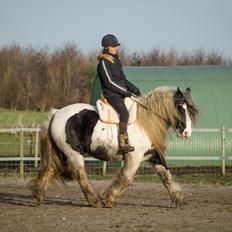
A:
68;155;103;208
102;154;142;207
153;164;185;207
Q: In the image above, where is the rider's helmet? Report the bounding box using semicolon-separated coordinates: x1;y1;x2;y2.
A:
101;34;121;47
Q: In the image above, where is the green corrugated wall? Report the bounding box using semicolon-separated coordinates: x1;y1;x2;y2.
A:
90;65;232;167
91;65;232;128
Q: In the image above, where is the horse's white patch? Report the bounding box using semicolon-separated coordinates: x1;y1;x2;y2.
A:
90;120;151;161
182;103;192;138
90;121;119;157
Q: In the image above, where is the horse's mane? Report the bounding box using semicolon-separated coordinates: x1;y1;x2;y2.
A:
136;86;198;156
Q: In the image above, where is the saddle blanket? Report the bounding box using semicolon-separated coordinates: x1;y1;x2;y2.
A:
96;97;137;124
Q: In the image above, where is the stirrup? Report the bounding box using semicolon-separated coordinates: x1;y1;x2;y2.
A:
119;144;135;154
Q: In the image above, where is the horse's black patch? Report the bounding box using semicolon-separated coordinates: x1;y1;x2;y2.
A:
65;109;99;155
145;148;169;170
90;146;110;161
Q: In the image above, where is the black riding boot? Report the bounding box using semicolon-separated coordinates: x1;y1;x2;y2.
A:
118;122;135;154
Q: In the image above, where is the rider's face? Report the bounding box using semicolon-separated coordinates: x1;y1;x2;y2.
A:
108;46;118;54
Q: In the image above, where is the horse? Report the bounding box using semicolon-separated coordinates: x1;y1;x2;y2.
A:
30;86;198;208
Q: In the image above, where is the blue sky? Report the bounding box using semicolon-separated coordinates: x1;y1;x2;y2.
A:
0;0;232;57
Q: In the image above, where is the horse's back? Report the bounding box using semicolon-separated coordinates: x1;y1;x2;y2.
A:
56;103;95;115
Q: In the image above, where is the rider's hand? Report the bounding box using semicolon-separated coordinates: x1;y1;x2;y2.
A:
134;89;141;96
125;91;132;97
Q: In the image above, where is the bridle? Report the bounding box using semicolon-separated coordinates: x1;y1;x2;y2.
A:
174;98;188;136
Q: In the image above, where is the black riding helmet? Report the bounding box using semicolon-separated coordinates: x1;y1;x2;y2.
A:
101;34;121;47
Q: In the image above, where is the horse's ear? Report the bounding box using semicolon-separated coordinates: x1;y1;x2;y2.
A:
175;87;183;99
186;87;191;93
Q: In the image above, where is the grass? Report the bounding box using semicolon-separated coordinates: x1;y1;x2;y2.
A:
0;109;46;128
0;110;46;157
0;132;39;157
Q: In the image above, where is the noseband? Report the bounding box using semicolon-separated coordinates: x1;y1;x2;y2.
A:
174;98;187;134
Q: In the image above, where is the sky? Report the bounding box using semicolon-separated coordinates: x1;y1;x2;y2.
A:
0;0;232;57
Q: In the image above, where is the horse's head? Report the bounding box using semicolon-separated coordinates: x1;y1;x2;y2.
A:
137;86;198;152
173;87;198;139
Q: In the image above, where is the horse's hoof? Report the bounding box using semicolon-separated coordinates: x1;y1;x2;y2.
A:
90;200;104;208
102;198;117;208
172;191;185;208
32;196;43;207
98;194;117;208
88;194;105;208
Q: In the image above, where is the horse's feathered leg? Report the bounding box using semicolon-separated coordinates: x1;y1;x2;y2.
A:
152;163;185;207
76;167;103;208
67;154;103;208
148;150;185;207
30;167;55;206
101;153;143;207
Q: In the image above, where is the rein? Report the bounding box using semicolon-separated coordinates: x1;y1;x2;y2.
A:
131;95;148;110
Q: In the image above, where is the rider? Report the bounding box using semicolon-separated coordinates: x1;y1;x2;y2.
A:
97;34;141;154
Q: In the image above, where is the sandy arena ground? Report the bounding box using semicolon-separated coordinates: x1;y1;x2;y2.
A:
0;177;231;232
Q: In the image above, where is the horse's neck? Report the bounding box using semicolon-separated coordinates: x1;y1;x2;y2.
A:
136;105;169;155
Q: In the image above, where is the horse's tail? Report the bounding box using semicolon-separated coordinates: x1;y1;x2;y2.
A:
39;108;57;172
30;108;69;205
39;108;70;180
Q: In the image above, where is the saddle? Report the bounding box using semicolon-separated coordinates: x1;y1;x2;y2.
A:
96;96;137;124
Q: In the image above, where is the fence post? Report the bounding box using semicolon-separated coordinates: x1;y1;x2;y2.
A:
34;126;40;168
102;161;107;176
221;126;226;175
19;127;24;178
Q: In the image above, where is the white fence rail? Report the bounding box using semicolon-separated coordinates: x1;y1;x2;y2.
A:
0;127;231;178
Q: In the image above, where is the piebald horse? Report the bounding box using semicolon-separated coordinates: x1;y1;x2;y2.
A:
31;86;198;208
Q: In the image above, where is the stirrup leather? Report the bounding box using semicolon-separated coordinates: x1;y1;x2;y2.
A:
119;134;135;153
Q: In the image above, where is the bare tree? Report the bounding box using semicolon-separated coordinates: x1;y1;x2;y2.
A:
0;44;231;111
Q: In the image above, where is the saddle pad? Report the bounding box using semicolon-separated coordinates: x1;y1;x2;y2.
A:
96;97;137;124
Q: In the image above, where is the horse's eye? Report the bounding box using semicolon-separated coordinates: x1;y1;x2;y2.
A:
177;104;185;114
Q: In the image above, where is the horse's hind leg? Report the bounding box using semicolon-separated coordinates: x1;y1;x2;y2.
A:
102;154;142;207
67;154;103;208
30;166;55;206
